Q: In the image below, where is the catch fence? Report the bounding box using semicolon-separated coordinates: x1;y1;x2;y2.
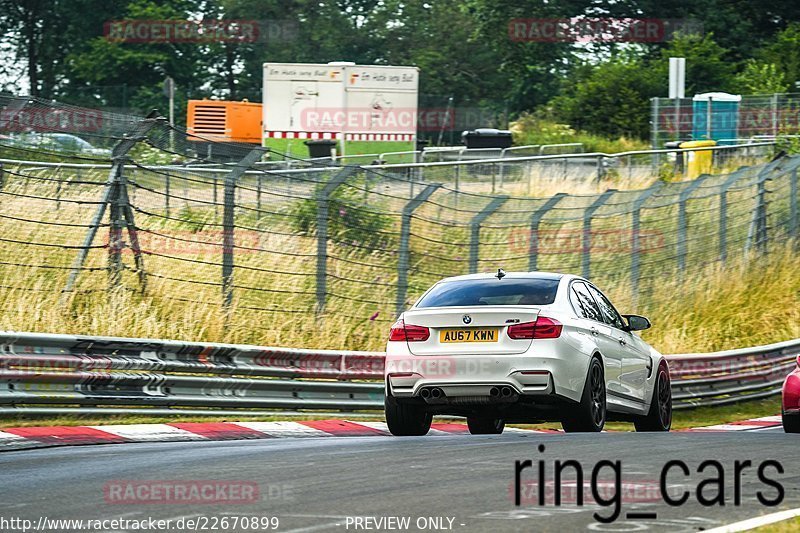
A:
0;95;798;342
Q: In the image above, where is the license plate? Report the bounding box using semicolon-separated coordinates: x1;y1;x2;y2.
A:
439;328;499;343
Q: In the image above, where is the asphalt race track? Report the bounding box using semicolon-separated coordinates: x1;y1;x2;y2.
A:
1;428;798;532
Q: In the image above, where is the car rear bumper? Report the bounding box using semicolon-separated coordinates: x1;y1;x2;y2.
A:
385;347;590;403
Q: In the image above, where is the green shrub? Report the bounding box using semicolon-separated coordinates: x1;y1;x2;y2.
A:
288;185;394;250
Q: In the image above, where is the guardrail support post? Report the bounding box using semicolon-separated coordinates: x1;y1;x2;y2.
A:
581;189;615;279
395;183;441;316
498;148;507;189
469;196;509;274
595;156;604;182
528;193;566;272
63;117;160;297
631;182;663;300
222;150;263;309
315;166;357;312
677;174;709;274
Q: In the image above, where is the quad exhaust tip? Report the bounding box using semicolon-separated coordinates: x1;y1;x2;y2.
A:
420;387;444;401
501;386;514;397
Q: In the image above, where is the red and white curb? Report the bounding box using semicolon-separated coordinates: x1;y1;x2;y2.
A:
0;416;783;452
682;415;783;432
0;420;562;452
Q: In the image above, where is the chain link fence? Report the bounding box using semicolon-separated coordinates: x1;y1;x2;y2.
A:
651;92;800;149
0;95;798;342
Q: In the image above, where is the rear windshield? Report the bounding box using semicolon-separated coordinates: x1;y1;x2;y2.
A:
415;278;560;308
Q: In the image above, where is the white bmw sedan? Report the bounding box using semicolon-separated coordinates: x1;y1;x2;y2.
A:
384;271;671;435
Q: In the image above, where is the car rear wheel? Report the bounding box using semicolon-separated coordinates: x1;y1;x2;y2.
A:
562;357;606;433
634;364;672;432
385;394;432;436
783;410;800;433
467;416;505;435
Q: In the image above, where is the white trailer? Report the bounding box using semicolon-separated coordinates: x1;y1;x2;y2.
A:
262;62;419;159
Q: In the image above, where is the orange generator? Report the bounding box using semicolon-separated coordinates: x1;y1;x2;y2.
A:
186;99;263;159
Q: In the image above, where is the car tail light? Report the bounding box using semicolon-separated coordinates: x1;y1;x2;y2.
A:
507;316;562;340
388;319;430;342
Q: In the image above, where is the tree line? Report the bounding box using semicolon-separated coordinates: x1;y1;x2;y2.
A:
1;0;798;140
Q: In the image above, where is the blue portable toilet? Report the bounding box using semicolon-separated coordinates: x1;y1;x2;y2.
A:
692;92;741;143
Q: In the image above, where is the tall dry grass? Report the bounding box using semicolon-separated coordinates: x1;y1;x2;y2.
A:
0;159;797;355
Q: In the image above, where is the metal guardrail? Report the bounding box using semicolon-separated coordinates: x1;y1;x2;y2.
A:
668;338;799;409
1;140;775;185
0;331;795;416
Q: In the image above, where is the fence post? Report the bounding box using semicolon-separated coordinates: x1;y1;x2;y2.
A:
469;196;509;274
581;189;615;279
315;166;357;312
107;166;124;289
631;182;663;299
676;174;710;274
528;193;566;272
719;166;749;264
257;173;263;216
164;172;170;216
743;157;788;257
222;150;263;309
213;176;219;216
395;183;441;316
753;167;774;254
63;117;160;296
117;159;148;293
791;168;798;246
650;97;660;173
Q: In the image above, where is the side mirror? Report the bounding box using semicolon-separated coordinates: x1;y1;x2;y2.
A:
623;314;651;331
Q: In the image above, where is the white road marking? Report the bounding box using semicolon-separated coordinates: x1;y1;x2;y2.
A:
88;424;207;441
701;507;800;532
699;424;761;431
0;430;46;450
234;421;333;438
749;415;782;423
352;421;391;434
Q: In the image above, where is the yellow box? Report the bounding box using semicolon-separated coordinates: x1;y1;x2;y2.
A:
680;140;716;178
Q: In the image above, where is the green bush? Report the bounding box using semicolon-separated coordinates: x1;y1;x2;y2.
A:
510;112;649;154
288;185;394;250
